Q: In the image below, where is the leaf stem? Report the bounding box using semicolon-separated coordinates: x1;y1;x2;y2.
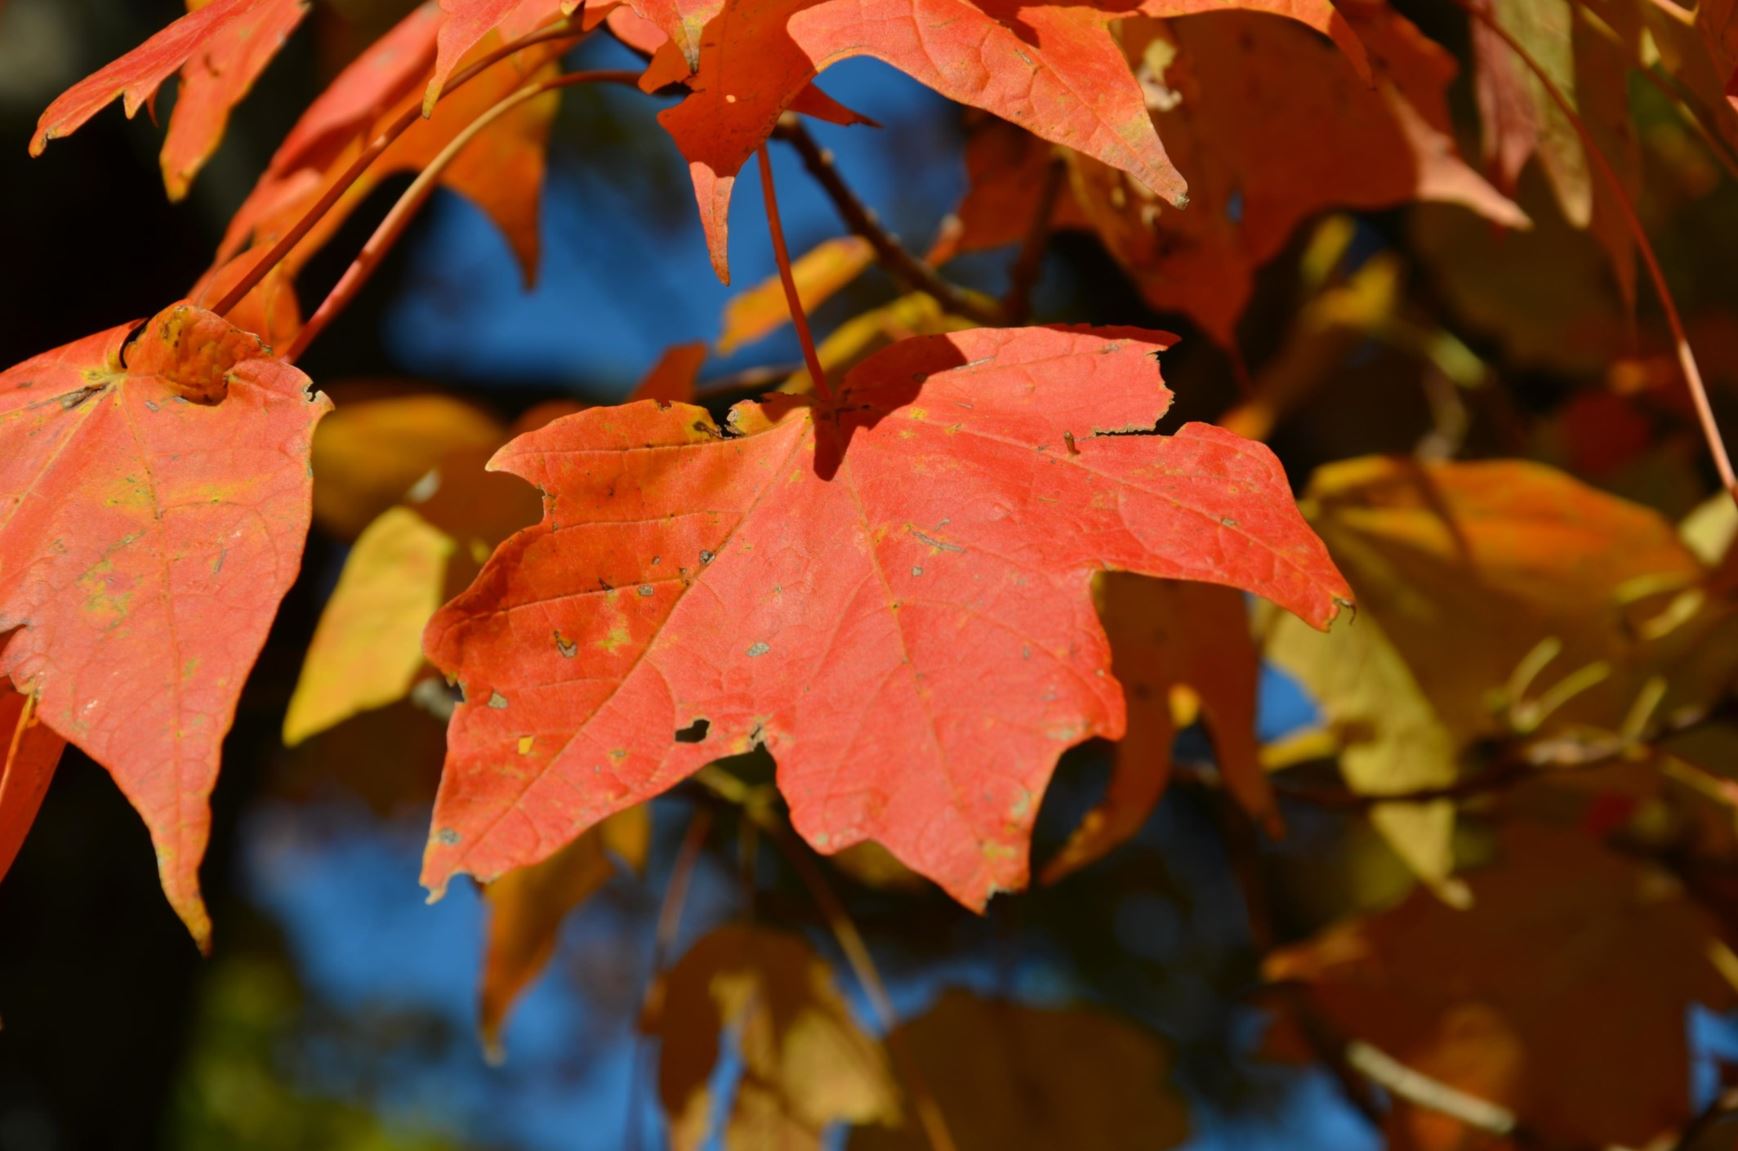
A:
1454;0;1737;504
285;69;641;362
210;22;592;319
775;119;1005;327
4;687;38;775
755;145;833;403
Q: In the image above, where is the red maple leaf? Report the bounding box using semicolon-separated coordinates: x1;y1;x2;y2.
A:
647;0;1369;281
421;326;1348;908
0;305;329;947
30;0;578;199
0;674;65;886
426;0;576;113
938;2;1526;346
31;0;310;199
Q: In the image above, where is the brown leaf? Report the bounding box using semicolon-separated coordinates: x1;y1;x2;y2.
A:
850;990;1189;1150
648;925;900;1150
1268;823;1737;1148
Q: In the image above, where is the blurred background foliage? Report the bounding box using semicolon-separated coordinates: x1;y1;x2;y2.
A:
3;1;1738;1149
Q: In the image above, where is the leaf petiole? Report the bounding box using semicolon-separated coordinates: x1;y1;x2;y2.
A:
210;20;594;319
285;67;642;362
756;144;833;403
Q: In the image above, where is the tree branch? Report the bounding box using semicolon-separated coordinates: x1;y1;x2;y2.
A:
1236;698;1735;811
774;118;1005;327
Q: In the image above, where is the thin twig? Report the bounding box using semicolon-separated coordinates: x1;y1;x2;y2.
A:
211;22;591;318
1001;153;1065;324
1267;767;1529;810
756;144;832;402
285;69;641;361
626;807;713;1151
1454;0;1737;503
1345;1041;1525;1137
1246;699;1729;811
1673;1087;1738;1151
775;118;1004;327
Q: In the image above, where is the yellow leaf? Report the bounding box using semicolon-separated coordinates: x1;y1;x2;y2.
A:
1264;458;1726;898
1264;603;1467;905
283;507;454;746
311;394;505;538
717;236;873;355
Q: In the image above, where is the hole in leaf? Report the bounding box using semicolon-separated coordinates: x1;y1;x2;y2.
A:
675;718;711;743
